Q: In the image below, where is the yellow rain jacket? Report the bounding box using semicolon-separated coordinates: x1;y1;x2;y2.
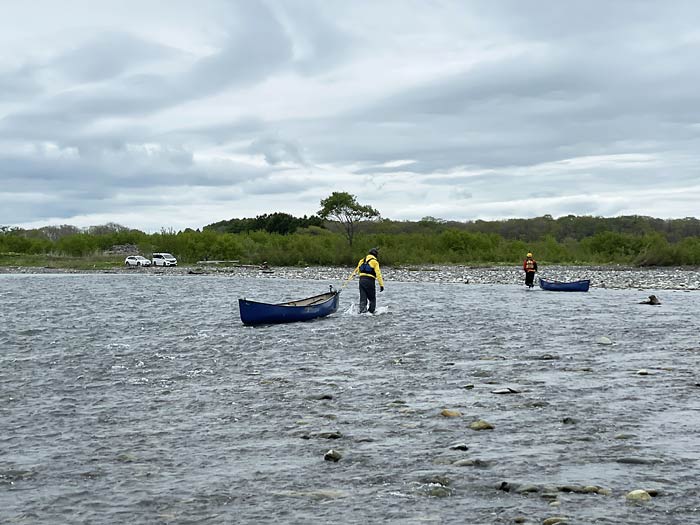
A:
354;254;384;287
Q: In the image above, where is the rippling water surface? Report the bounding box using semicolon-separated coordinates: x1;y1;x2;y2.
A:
1;273;699;524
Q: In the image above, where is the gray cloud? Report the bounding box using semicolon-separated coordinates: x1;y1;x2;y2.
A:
52;32;182;83
2;1;700;229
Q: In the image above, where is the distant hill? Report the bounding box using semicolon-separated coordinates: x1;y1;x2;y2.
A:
202;213;700;243
357;214;700;243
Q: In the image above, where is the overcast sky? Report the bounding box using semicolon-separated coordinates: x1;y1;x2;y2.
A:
2;1;699;232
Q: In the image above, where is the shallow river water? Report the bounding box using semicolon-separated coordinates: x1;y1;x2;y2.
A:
1;273;699;524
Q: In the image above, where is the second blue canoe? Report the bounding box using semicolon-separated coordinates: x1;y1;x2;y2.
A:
538;277;590;292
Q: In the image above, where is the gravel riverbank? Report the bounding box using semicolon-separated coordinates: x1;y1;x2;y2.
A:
2;264;699;290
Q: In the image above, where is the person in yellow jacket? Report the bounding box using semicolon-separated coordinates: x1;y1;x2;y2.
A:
349;247;385;313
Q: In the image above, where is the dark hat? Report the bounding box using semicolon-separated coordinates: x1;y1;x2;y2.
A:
368;247;379;256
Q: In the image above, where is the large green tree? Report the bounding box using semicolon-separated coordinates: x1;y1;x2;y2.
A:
318;192;380;246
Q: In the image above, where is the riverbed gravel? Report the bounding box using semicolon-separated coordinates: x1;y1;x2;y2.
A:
2;264;699;290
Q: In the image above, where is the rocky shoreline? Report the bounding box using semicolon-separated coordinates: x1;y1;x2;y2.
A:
2;264;699;290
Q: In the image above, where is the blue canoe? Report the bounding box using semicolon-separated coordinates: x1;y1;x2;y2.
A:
538;277;590;292
239;288;340;325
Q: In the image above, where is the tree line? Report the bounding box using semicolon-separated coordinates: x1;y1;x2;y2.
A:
205;212;323;235
3;216;700;267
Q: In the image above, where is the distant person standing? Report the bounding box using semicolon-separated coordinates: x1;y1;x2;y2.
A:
348;247;385;313
523;252;538;288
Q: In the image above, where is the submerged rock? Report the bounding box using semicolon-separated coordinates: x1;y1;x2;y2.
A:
542;517;568;525
419;474;450;486
441;409;462;417
424;484;452;497
324;449;342;462
639;295;661;305
316;431;342;439
626;489;652;501
469;419;494;430
277;489;346;500
452;458;491;468
310;393;334;400
491;387;521;394
596;336;613;345
515;484;539;494
617;457;663;465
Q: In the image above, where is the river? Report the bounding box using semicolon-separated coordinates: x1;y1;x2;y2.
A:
1;273;698;524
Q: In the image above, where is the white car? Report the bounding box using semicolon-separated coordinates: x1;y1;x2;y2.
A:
125;255;152;267
152;252;178;267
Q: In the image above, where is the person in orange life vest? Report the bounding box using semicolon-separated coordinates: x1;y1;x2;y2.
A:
348;247;385;313
523;252;538;288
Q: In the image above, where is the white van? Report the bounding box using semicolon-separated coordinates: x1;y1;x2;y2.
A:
152;253;178;267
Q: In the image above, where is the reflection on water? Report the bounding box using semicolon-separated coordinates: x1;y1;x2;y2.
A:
1;273;699;524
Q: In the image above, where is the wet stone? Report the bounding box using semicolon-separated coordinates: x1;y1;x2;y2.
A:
492;387;521;394
324;449;342;462
316;431;342;439
311;393;334;400
441;409;462;417
449;443;469;451
419;474;450;486
424;484;452;497
0;470;36;482
469;419;494;431
614;433;636;440
542;517;568;525
616;457;663;465
278;489;346;500
558;485;587;493
626;489;652;501
452;458;491;468
523;401;549;408
515;484;539;494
